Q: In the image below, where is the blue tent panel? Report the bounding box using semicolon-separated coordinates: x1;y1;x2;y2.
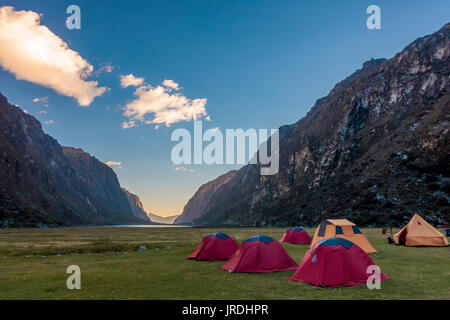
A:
205;232;230;240
352;226;362;234
244;235;274;244
317;237;354;249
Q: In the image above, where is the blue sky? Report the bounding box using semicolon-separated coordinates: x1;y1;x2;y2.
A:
0;0;449;216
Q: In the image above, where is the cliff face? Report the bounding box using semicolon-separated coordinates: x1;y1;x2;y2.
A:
0;94;145;227
62;146;138;222
177;23;450;227
122;187;178;224
174;170;237;224
121;187;151;221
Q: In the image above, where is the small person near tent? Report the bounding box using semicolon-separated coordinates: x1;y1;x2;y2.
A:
221;235;298;273
383;225;395;244
187;232;239;261
393;213;449;247
311;219;377;253
287;237;389;287
279;227;312;244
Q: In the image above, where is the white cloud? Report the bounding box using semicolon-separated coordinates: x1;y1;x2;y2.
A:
33;96;48;108
105;160;124;170
122;80;208;128
121;120;137;129
104;64;114;73
120;74;145;88
162;79;180;91
0;6;107;106
33;96;48;103
94;63;114;76
39;110;47;114
105;161;122;167
174;166;194;173
43;120;54;125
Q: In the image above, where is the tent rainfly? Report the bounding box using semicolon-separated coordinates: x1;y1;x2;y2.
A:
393;213;449;247
311;219;377;253
279;227;312;244
187;232;239;261
221;235;298;273
287;237;389;287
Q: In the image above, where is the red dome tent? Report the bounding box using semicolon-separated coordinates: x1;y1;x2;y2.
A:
187;232;239;261
287;237;389;287
279;227;312;244
221;235;298;273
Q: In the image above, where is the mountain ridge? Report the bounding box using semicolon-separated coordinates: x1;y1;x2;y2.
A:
0;94;148;227
176;22;450;227
174;170;238;224
121;187;151;221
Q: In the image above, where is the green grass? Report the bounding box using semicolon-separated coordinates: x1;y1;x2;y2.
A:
0;227;448;299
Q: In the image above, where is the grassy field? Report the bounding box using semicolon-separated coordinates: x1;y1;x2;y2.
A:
0;226;448;300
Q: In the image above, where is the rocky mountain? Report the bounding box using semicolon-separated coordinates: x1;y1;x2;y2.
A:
0;94;148;227
121;187;151;221
146;213;178;224
177;23;450;227
121;188;177;224
174;170;238;224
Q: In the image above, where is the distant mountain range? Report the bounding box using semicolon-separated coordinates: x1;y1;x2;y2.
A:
147;213;179;224
0;94;151;228
175;23;450;227
122;188;179;224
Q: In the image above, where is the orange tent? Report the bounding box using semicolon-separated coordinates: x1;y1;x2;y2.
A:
393;213;449;247
311;219;377;253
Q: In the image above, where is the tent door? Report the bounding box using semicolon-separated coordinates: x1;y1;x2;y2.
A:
323;251;345;286
398;229;407;245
